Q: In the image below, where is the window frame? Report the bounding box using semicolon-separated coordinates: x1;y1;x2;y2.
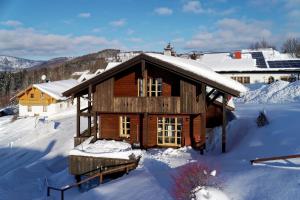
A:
157;117;182;147
27;105;32;112
43;105;47;112
119;116;130;138
147;78;162;97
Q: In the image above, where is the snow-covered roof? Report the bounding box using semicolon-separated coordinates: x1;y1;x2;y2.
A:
196;49;300;72
105;62;122;71
32;79;78;100
145;53;247;95
196;52;257;72
77;73;96;83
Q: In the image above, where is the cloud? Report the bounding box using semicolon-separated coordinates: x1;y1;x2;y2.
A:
182;0;235;15
185;18;273;50
183;1;204;14
1;20;22;27
110;19;126;27
78;13;91;18
154;7;173;15
0;27;123;58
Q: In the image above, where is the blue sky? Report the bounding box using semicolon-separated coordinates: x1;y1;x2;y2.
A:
0;0;299;60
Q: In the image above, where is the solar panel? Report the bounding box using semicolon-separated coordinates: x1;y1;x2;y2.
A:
251;52;267;68
268;60;300;68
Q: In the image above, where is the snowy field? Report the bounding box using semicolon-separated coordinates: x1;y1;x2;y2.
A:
1;81;300;199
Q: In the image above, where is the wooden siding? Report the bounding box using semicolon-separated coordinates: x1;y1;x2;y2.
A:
180;79;205;113
93;78;205;114
19;86;56;106
69;155;135;175
98;113;194;148
114;66;140;97
99;114;140;144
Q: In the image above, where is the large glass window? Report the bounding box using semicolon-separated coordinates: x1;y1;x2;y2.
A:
120;116;130;138
157;117;182;146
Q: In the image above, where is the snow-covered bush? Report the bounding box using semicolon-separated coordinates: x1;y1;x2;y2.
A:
172;162;219;200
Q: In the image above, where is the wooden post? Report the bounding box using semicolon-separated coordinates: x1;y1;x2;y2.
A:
76;96;80;138
142;60;147;97
143;113;148;148
93;112;97;140
88;84;92;136
222;93;227;153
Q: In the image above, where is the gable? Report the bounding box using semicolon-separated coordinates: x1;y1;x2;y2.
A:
63;54;247;97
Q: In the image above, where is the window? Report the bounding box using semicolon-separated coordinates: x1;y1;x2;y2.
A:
30;94;34;98
231;76;250;84
120;116;130;137
28;106;32;112
138;78;144;96
157;117;182;146
43;106;47;112
147;78;162;97
41;92;44;99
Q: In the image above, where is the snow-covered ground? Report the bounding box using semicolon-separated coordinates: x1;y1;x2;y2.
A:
1;81;300;199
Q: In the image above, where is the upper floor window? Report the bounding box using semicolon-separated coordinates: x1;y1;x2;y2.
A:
148;78;162;97
41;92;44;99
138;78;144;97
138;78;162;97
120;116;130;138
231;76;250;84
30;94;34;98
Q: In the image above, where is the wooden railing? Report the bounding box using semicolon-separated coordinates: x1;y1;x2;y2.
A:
47;157;140;200
250;154;300;165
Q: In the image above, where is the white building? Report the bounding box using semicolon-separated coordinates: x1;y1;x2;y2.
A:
195;48;300;84
17;79;78;117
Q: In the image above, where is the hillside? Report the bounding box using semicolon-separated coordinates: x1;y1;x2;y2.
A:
0;49;121;107
1;82;300;199
0;55;42;71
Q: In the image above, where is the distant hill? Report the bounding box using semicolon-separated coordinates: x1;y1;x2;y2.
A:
0;55;43;71
0;49;122;107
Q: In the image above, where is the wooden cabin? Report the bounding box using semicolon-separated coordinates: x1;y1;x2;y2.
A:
63;53;246;152
16;79;78;117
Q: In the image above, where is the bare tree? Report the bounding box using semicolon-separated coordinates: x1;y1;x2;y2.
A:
249;39;276;50
282;37;300;58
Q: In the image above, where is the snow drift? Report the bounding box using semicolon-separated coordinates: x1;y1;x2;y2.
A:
236;80;300;104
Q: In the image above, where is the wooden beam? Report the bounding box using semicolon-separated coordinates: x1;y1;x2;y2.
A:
222;93;227;153
76;96;80;138
142;60;147;97
88;84;92;136
250;154;300;165
142;113;148;148
207;91;222;106
93;112;97;139
206;88;216;100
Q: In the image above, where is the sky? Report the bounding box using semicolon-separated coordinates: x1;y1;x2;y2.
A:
0;0;299;60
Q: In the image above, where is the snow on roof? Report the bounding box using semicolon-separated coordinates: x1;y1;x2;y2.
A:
197;49;300;72
72;70;90;76
145;53;248;95
105;62;122;71
33;79;78;100
77;73;96;83
197;52;257;72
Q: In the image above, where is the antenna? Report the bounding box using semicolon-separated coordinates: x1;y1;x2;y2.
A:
41;75;47;82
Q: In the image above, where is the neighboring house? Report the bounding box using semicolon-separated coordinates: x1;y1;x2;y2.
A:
195;48;300;84
16;79;78;117
63;53;246;153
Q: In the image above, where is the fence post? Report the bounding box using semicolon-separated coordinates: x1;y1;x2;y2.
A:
47;187;50;196
61;190;64;200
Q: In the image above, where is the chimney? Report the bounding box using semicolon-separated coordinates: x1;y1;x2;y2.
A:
234;51;242;59
164;43;176;56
